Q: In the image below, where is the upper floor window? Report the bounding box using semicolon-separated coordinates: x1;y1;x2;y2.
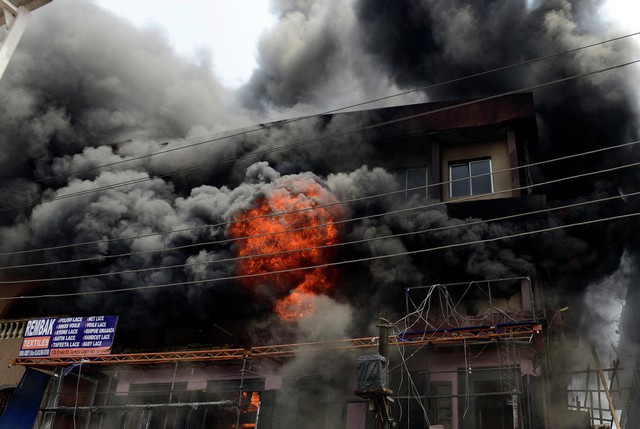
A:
405;168;428;201
449;159;493;198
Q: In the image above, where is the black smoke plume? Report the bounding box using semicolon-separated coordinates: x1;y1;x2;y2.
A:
0;0;638;359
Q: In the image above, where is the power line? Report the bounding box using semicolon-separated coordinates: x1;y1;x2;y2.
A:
5;185;637;283
2;57;639;214
3;30;637;194
3;159;639;281
1;146;638;272
2;210;637;301
0;129;638;261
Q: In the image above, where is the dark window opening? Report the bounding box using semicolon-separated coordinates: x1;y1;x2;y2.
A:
428;381;453;428
406;168;428;201
459;368;518;429
0;388;15;417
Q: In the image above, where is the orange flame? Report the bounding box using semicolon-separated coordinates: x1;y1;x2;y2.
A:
228;177;341;321
241;391;260;411
250;391;260;408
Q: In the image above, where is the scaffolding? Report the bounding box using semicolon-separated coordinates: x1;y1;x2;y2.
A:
12;322;540;369
10;277;544;428
8;321;541;429
566;351;623;428
393;277;540;429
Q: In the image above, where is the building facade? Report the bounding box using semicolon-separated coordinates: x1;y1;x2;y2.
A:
0;93;601;428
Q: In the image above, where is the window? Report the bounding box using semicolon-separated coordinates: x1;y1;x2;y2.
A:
405;167;428;201
449;159;493;198
458;368;518;429
428;381;453;428
0;388;15;416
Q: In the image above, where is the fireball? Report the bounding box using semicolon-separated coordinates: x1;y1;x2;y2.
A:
228;176;342;320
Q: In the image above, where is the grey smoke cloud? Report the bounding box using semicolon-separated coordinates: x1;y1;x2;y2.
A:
242;0;423;113
0;0;253;187
0;0;638;356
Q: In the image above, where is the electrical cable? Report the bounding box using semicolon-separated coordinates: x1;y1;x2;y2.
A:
1;160;637;282
384;282;471;371
1;136;638;263
405;277;527;418
3;30;637;194
2;57;639;214
73;361;82;429
0;59;636;298
391;286;474;426
2;210;637;300
406;276;533;292
399;278;533;422
391;322;419;426
3;161;637;272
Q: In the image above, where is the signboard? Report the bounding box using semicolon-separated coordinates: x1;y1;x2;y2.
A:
18;316;118;358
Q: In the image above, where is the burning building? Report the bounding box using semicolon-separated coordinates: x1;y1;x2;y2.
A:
0;1;639;428
0;92;604;428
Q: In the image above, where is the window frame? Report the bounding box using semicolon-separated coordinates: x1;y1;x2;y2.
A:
405;167;428;201
449;158;494;199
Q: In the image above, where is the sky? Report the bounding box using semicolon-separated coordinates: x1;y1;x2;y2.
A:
93;0;276;87
91;0;638;90
599;0;640;31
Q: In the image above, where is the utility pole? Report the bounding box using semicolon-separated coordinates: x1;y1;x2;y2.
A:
355;313;395;429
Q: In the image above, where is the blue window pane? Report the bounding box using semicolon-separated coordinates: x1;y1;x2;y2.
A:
406;168;427;200
450;164;470;197
470;160;492;195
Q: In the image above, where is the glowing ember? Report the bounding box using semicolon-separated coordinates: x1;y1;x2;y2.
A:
228;176;341;321
241;391;260;411
250;392;260;408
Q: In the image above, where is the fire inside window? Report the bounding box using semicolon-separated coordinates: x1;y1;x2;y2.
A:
449;159;493;198
406;167;428;200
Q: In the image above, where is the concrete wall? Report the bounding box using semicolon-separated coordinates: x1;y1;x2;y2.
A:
0;337;25;389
